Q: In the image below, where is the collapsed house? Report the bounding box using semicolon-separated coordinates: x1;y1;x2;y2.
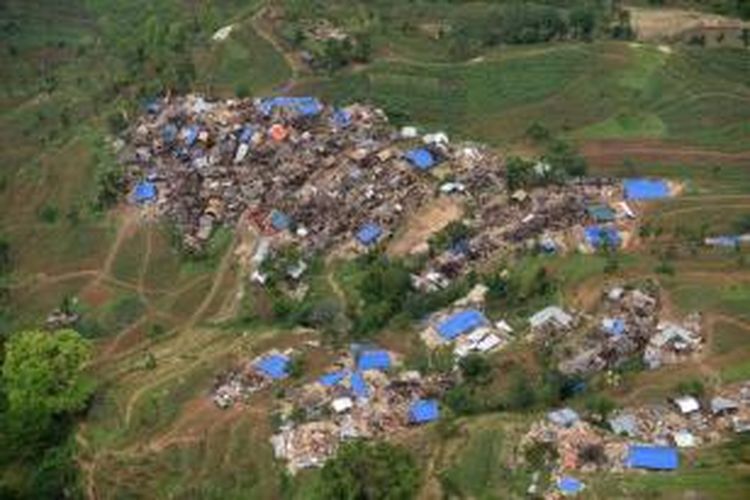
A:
555;284;703;377
270;346;451;473
212;350;292;408
121;94;649;279
521;380;750;482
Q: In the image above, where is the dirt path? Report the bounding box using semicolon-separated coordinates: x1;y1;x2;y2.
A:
251;5;303;87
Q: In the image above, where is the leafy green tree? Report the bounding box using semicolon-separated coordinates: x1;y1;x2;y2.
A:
2;329;93;437
544;140;588;177
318;440;420;500
505;155;536;191
459;354;493;385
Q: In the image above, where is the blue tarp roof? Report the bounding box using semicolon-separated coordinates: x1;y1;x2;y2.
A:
134;181;157;203
624;179;670;200
404;148;436;171
558;476;584;495
254;354;290;380
626;445;678;470
319;371;347;387
708;236;741;247
603;317;626;337
356;223;383;246
270;210;291;231
437;309;488;340
357;350;391;371
183;125;199;147
239;124;255;143
331;109;351;128
409;399;439;424
350;371;369;398
259;96;323;117
585;226;621;248
162;123;178;143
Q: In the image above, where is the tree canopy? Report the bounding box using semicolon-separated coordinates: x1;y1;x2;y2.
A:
318;440;421;500
2;329;93;433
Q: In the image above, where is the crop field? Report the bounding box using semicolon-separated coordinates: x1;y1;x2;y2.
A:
1;0;749;498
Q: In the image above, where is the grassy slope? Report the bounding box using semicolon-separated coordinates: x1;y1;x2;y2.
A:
300;42;750;151
1;1;750;498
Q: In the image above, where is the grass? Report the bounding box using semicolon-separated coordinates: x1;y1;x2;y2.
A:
303;41;750;150
194;20;292;97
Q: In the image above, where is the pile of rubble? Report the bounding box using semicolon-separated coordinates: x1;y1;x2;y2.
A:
608;381;750;448
556;284;703;376
121;94;475;253
211;349;294;408
121;94;646;275
270;346;452;473
520;381;750;479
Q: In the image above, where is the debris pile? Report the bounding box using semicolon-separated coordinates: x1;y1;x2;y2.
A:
211;349;292;408
521;381;750;479
556;284;703;376
122;95;443;253
270;346;452;473
121;94;649;274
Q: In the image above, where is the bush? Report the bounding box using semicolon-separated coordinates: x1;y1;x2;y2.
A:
318;440;420;500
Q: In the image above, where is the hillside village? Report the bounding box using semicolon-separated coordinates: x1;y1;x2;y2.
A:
1;0;750;498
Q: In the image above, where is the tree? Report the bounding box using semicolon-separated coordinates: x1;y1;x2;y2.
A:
544;140;588;178
504;156;535;191
459;354;493;385
318;440;420;500
2;329;94;437
570;6;596;40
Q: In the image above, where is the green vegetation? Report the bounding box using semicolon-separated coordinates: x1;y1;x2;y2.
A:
0;329;93;497
317;440;420;500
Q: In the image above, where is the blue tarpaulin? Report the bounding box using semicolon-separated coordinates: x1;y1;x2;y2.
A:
356;223;383;246
331;109;351;128
270;210;291;231
409;399;439;424
259;96;323;117
602;317;625;337
357;350;391;371
134;181;156;203
626;445;678;470
585;226;621;248
319;371;347;387
145;99;160;114
624;179;670;200
162;123;178;143
350;371;369;398
558;476;584;495
404;148;436;171
239;124;255;143
183;125;199;147
707;236;741;247
437;309;488;340
254;354;290;380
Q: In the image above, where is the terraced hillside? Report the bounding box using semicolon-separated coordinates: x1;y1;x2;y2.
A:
1;0;749;498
